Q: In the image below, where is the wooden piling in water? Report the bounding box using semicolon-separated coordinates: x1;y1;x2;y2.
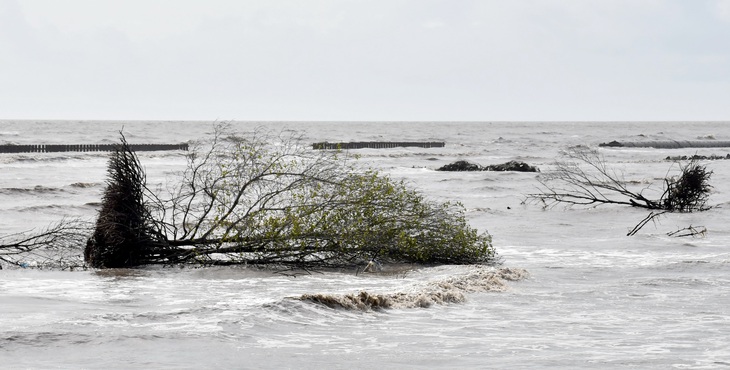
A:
0;143;189;154
312;141;445;150
599;140;730;149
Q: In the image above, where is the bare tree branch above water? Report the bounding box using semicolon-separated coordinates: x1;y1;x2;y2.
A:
528;147;713;236
0;219;91;269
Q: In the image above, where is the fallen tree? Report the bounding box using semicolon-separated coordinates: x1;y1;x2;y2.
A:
528;147;712;236
84;125;496;270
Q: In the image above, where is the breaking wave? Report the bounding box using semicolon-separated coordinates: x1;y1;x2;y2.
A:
0;131;20;137
69;182;100;188
0;185;65;194
0;183;99;195
299;266;528;311
3;154;101;163
17;204;98;212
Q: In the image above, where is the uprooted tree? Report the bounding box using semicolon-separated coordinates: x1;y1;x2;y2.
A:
82;124;495;269
528;146;712;236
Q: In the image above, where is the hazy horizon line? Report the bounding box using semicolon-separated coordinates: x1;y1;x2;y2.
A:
2;119;729;123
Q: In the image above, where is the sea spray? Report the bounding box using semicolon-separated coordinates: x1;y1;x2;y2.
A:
299;266;529;310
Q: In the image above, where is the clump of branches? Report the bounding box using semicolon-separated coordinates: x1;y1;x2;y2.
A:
662;161;712;212
84;134;169;268
529;147;713;235
83;124;495;270
1;219;90;270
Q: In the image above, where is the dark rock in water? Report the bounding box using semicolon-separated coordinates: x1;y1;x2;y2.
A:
436;160;484;171
599;140;624;147
485;161;539;172
437;160;539;172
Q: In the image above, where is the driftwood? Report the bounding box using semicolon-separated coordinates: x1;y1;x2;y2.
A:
667;225;706;238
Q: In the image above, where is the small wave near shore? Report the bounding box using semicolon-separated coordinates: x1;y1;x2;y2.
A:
299;266;528;311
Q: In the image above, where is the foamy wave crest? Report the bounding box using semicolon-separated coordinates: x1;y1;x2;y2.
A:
0;185;65;194
7;154;97;163
299;267;528;311
17;204;97;213
69;182;100;188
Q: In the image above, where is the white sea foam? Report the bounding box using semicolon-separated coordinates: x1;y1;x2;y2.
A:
299;267;529;310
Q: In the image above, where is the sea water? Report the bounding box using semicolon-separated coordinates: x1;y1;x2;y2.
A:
1;121;729;369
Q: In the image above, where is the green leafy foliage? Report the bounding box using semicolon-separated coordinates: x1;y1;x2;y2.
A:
156;124;495;269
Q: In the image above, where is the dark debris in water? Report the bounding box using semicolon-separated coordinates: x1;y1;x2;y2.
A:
485;161;539;172
436;160;539;172
436;160;483;171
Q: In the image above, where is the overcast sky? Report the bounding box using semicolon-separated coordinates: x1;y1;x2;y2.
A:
2;0;729;121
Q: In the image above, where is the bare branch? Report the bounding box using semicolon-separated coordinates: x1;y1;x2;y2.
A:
0;218;91;269
529;146;713;236
667;225;706;238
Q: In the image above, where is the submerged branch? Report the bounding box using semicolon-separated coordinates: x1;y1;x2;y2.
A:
667;225;706;238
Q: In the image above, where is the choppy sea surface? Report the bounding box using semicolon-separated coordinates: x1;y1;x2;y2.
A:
1;121;729;369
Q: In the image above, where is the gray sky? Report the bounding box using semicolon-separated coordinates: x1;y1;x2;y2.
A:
2;0;729;121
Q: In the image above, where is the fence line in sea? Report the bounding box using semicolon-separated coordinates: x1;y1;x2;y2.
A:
599;140;730;149
312;141;445;150
0;143;189;154
2;141;445;153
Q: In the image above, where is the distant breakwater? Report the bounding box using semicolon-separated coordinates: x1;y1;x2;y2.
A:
0;143;188;154
312;141;445;150
600;140;730;149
